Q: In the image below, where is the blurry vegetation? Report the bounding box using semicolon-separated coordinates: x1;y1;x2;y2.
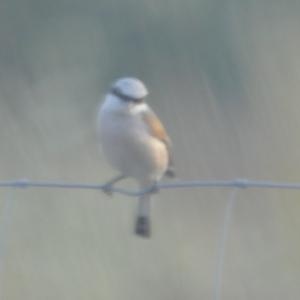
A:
1;0;300;299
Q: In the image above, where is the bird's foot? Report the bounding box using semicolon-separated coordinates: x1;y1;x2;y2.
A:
101;174;126;196
147;183;159;194
102;183;114;196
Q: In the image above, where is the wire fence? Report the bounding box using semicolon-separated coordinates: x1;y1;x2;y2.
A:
1;177;300;300
2;178;300;195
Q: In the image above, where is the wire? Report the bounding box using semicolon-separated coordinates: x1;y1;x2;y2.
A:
0;190;15;297
1;178;300;196
213;189;238;300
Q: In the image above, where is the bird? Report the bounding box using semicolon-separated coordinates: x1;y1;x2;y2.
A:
97;77;174;238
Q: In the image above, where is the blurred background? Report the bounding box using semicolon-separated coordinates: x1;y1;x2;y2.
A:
1;0;300;299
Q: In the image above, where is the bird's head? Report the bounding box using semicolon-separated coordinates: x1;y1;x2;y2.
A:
110;77;148;104
102;77;149;115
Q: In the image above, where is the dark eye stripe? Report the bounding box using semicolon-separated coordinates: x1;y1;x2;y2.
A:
110;87;144;103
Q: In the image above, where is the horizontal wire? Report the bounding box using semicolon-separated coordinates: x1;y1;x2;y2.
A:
0;178;300;197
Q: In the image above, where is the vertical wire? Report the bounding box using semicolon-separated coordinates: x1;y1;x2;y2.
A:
213;188;239;300
0;189;15;298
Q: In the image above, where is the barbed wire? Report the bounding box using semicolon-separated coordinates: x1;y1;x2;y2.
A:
1;178;300;196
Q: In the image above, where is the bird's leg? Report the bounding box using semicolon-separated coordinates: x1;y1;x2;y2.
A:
146;181;160;194
102;174;127;195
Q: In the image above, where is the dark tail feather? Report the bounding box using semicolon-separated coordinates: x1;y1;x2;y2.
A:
135;215;151;237
135;194;151;238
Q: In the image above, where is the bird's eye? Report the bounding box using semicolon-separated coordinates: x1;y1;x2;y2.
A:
111;87;144;104
132;97;144;104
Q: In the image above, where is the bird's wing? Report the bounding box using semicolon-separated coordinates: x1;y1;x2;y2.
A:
141;108;175;177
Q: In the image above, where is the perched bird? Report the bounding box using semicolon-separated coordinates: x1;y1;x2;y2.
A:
97;77;174;238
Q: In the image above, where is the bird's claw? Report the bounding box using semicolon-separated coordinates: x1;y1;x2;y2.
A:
102;183;114;196
148;184;159;194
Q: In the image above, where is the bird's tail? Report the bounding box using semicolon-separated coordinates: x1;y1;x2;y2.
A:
135;193;151;238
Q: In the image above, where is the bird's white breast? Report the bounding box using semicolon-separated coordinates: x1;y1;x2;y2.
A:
97;95;168;183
